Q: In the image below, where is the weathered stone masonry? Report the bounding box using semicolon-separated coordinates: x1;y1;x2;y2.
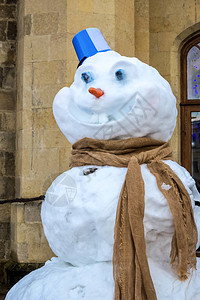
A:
0;0;17;266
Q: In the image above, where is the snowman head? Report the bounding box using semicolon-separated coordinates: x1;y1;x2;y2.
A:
53;29;177;144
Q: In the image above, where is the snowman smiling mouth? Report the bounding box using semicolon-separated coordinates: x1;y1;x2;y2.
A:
71;90;137;125
88;87;110;124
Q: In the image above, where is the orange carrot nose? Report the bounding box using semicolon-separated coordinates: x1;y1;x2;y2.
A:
88;87;104;99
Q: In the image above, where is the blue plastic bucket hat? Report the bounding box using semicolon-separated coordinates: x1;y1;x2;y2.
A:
72;28;111;67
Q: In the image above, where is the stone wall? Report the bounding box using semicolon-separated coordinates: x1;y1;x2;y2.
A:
10;201;54;263
11;0;137;263
0;0;17;263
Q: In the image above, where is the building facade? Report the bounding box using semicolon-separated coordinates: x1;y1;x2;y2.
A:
1;0;200;293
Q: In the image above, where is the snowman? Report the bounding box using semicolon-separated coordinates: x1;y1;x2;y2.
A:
6;28;200;300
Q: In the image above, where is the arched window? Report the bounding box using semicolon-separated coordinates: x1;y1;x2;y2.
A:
181;34;200;191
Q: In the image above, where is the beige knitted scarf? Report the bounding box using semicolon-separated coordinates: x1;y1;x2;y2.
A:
69;137;197;300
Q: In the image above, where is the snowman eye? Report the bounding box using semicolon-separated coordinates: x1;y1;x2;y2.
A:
81;72;94;84
115;69;126;81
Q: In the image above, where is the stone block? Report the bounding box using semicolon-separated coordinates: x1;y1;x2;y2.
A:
7;21;17;40
0;240;5;259
19;149;32;176
0;176;14;199
31;147;59;178
150;33;158;53
170;51;179;77
24;14;32;36
32;35;50;62
5;239;10;259
32;108;57;130
0;5;16;19
135;0;148;17
57;12;68;34
7;44;16;65
23;109;33;130
6;176;15;198
50;34;67;61
0;204;10;223
17;204;25;224
68;0;78;12
150;0;177;18
26;130;43;151
5;151;15;176
16;242;28;262
16;223;41;244
15;176;21;198
135;51;149;64
15;129;22;151
115;20;134;57
0;67;3;87
150;51;170;77
66;60;78;84
196;1;200;21
28;241;54;263
0;21;6;41
33;12;59;35
23;36;32;63
67;11;115;38
0;112;15;132
24;35;50;63
0;132;15;152
0;42;16;65
0;113;2;131
104;35;115;50
16;110;22;131
0;239;10;259
43;129;69;148
6;0;17;3
59;146;72;173
24;202;42;223
2;67;16;89
16;129;41;153
31;84;64;108
157;32;176;52
135;31;149;53
115;1;134;23
135;16;149;33
78;0;93;13
0;152;5;175
0;91;15;111
42;171;60;195
0;222;10;240
150;17;173;33
20;176;43;198
33;61;65;87
11;203;25;224
93;0;114;14
170;75;180;99
23;63;32;92
10;204;16;223
25;0;67;15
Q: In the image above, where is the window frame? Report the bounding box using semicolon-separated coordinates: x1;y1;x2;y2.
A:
181;33;200;105
181;34;200;173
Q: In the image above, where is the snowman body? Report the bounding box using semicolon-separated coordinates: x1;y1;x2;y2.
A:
6;162;200;300
6;50;200;300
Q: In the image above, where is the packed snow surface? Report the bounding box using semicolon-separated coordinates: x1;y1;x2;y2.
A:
6;51;200;300
53;51;177;144
6;161;200;300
